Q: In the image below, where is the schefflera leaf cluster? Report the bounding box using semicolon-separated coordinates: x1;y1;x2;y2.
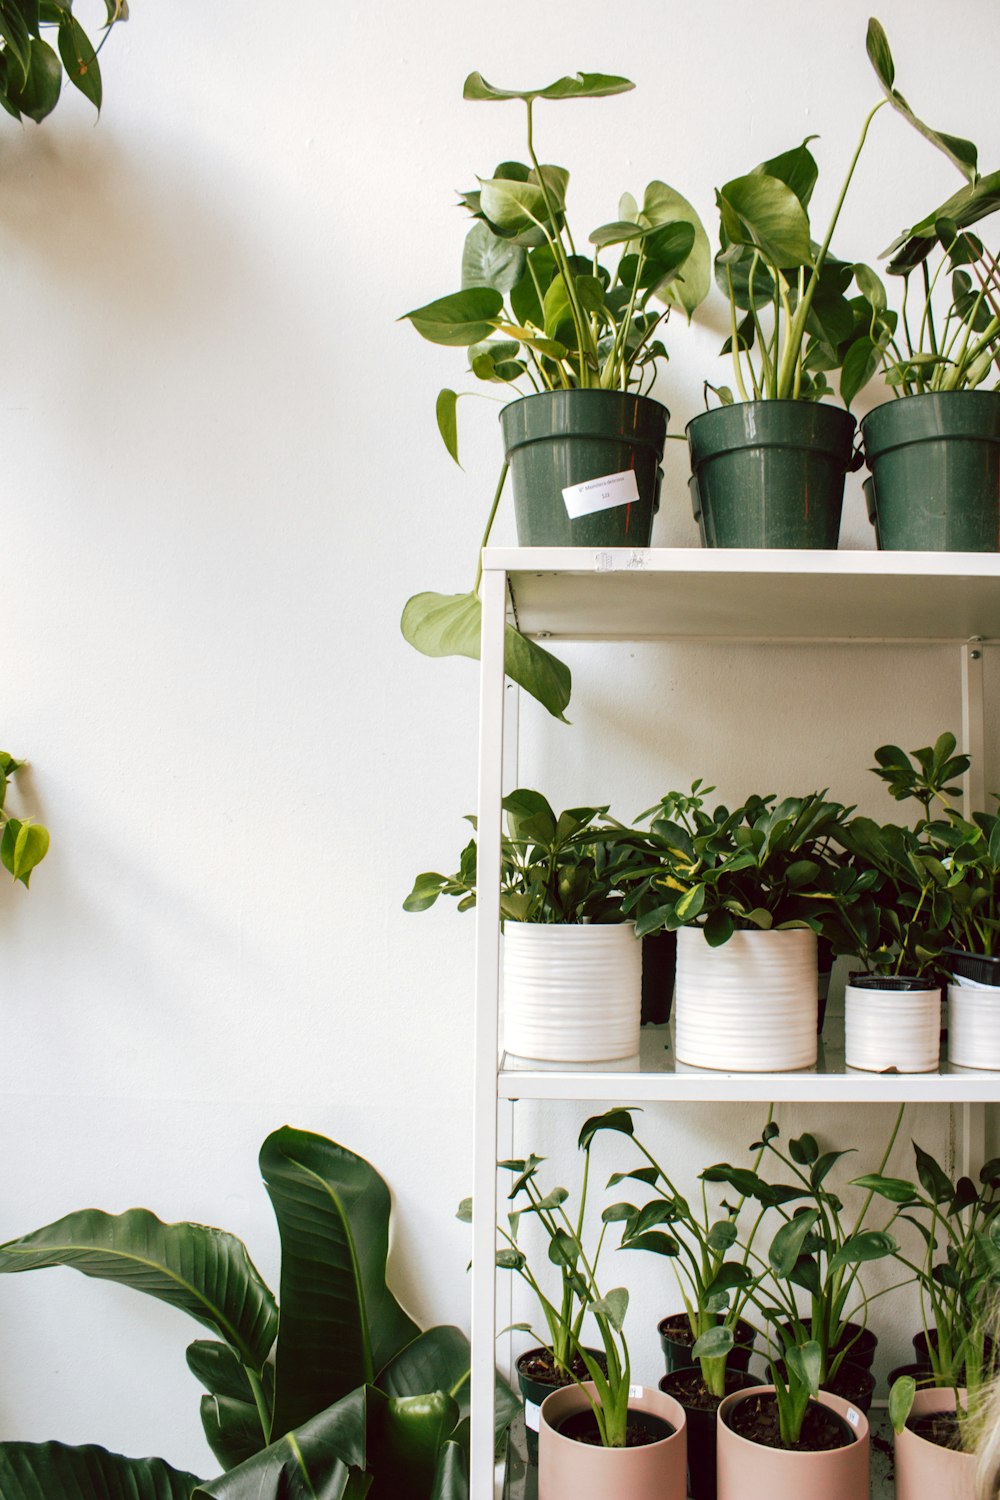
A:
0;0;127;123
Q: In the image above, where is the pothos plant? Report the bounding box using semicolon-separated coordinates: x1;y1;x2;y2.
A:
0;751;49;889
854;20;1000;399
460;1111;639;1448
400;70;709;724
0;0;127;123
0;1127;517;1499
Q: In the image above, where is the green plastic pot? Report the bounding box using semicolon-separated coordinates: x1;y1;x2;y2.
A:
499;389;667;547
686;400;857;548
861;391;1000;551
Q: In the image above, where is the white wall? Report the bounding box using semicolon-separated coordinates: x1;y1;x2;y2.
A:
0;0;996;1477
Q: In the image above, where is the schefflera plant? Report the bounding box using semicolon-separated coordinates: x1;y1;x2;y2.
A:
400;70;709;724
0;0;128;123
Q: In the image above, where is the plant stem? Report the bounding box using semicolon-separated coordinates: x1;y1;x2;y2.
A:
246;1369;271;1441
473;462;509;593
524;100;593;386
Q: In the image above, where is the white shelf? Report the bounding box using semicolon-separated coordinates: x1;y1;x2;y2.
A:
484;547;1000;643
500;1026;1000;1103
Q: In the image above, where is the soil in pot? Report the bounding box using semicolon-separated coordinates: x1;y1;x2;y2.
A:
724;1391;854;1453
820;1361;875;1414
660;1367;753;1500
908;1409;966;1451
556;1407;675;1447
658;1313;754;1373
776;1319;877;1372
517;1346;605;1465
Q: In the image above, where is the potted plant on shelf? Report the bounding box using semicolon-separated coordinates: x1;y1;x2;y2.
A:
400;70;709;724
864;732;1000;1068
855;1144;1000;1499
0;751;49;890
405;788;642;1061
0;0;127;122
617;784;853;1070
687;29;893;549
859;21;1000;552
582;1107;763;1500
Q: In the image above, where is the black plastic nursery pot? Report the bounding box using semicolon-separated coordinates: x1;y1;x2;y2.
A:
686;400;857;548
861;391;1000;551
499;389;668;547
658;1313;755;1375
912;1328;994;1373
515;1345;605;1465
776;1319;878;1373
659;1367;756;1500
945;948;1000;987
641;930;677;1026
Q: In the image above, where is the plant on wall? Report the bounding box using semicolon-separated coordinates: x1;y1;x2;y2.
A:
0;1126;517;1498
0;752;48;888
0;0;127;123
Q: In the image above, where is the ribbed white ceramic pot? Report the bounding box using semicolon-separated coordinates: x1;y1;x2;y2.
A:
675;927;817;1071
503;923;641;1062
894;1387;974;1500
948;983;1000;1069
844;984;941;1072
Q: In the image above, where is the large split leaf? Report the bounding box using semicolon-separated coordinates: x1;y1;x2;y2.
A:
866;19;978;184
463;72;633;104
400;591;571;722
260;1129;420;1439
0;1209;277;1371
0;1441;200;1499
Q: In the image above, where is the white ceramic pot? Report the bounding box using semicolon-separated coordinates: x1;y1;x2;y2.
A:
948;982;1000;1069
502;923;641;1062
675;927;817;1071
539;1382;687;1500
716;1385;869;1500
894;1386;974;1500
844;982;941;1072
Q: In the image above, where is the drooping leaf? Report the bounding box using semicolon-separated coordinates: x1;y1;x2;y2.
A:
866;19;978;184
6;36;60;121
260;1129;420;1440
889;1374;917;1434
0;1208;277;1372
57;14;100;107
578;1108;635;1151
769;1210;819;1278
637;182;711;317
829;1230;898;1274
718;173;813;269
400;591;572;723
0;1442;201;1500
435;390;461;466
462;72;634;104
401;289;503;347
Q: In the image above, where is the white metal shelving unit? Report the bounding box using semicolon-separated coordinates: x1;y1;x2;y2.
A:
470;547;1000;1500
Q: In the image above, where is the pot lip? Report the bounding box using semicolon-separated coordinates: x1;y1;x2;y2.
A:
898;1384;974;1444
658;1366;757;1402
686;397;857;438
500;387;669;419
503;918;636;937
846;971;941;994
776;1318;878;1349
861;387;1000;429
718;1384;869;1450
677;923;816;946
539;1379;686;1445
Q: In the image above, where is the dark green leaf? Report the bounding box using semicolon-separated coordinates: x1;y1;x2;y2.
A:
913;1142;954;1205
6;35;60;121
769;1210;819;1278
0;1209;276;1371
579;1109;635;1150
0;1442;200;1499
829;1231;898;1274
57;14;100;107
200;1395;267;1472
849;1174;918;1204
259;1128;420;1438
789;1134;818;1166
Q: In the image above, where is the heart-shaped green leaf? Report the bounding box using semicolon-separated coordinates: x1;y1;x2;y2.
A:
401;289;502;347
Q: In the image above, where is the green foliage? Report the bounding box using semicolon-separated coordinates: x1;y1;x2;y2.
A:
864;22;999;395
0;0;127;123
0;753;49;889
0;1127;517;1499
401;71;708;462
404;788;639;924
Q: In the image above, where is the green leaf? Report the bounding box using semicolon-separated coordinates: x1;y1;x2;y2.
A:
769;1211;819;1278
673;883;705;923
692;1325;733;1360
753;140;819;210
789;1133;818;1166
462;72;634;104
0;1442;201;1499
889;1374;917;1435
829;1230;898;1274
7;35;60;121
429;1442;467;1500
913;1141;954;1205
401;289;502;347
478;174;565;239
785;1340;822;1396
435;391;461;466
400;591;572;723
377;1323;517;1452
707;1220;739;1252
57;14;100;108
718;173;813;268
591;1287;628;1332
10;821;48;886
638;182;710;317
0;1208;277;1371
841;334;884;410
0;1;31;82
259;1128;420;1439
461;222;525;294
187;1340;268;1405
200;1395;268;1473
867;19;978;184
578;1108;634;1151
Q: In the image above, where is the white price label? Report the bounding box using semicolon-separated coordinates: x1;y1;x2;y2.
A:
846;1407;860;1428
524;1399;540;1432
629;1384;644;1400
562;468;640;520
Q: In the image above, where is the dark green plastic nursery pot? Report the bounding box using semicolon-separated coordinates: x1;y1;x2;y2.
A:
861;391;1000;551
686;401;857;548
499;389;667;547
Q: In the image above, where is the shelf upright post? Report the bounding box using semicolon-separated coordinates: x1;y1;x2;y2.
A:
471;559;508;1500
960;638;988;1180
